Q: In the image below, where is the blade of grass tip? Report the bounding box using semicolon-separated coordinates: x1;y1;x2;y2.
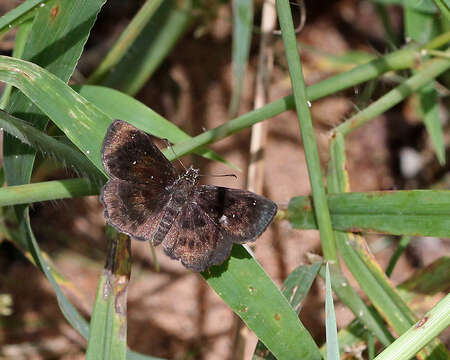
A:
0;20;32;108
86;227;131;360
87;0;164;84
325;263;339;360
276;0;337;262
373;294;450;360
385;236;412;277
0;0;45;37
252;261;322;360
229;0;254;117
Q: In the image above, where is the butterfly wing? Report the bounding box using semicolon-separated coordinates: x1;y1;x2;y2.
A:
162;202;232;272
100;179;170;241
162;186;277;271
194;185;277;243
101;120;177;186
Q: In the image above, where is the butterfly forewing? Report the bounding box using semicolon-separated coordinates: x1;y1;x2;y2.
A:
101;179;169;241
102;120;177;186
193;185;277;243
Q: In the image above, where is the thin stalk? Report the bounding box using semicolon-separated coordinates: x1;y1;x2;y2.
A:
374;294;450;360
336;51;450;136
276;0;337;261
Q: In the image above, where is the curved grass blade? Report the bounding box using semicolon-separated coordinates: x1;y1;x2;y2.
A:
86;228;131;360
204;245;322;360
385;235;412;277
288;190;450;237
229;0;254;117
253;261;322;359
0;109;105;184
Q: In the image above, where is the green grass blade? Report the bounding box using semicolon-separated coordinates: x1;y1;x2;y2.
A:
325;263;339;360
288;190;450;237
326;132;394;347
75;85;237;169
253;261;322;360
204;245;322;360
433;0;450;21
100;0;194;95
405;7;445;165
385;236;412;277
373;294;450;360
397;256;450;300
336;52;450;136
0;109;105;184
0;178;96;206
87;0;164;84
0;0;45;36
229;0;254;117
0;20;32;108
86;229;131;360
276;0;337;261
0;56;110;174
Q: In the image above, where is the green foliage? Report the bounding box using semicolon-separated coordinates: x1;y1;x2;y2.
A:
0;1;449;360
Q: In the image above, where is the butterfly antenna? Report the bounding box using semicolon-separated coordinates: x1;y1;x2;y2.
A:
199;173;237;179
163;139;187;171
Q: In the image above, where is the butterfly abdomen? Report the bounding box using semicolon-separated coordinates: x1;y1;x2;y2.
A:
152;180;194;245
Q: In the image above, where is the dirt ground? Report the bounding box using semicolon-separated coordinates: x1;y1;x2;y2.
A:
0;1;449;359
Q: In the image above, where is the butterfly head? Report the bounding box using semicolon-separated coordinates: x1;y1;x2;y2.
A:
182;165;200;185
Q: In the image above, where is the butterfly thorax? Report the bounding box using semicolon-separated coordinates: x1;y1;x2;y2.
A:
152;166;199;245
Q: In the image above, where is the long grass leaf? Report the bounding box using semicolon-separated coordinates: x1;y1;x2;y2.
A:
229;0;254;117
288;190;450;237
204;245;322;360
253;261;322;359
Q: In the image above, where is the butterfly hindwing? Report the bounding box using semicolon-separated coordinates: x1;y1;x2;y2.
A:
100;179;169;241
102;120;177;186
162;202;232;272
193;185;277;243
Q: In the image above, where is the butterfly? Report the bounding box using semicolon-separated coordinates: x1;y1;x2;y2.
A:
100;120;277;272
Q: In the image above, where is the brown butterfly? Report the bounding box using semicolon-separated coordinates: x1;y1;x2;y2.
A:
100;120;277;271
